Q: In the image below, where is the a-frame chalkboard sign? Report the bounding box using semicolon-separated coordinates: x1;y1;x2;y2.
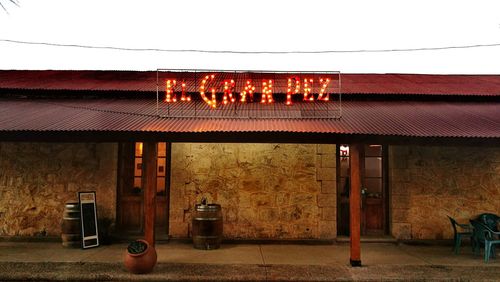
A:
78;191;100;249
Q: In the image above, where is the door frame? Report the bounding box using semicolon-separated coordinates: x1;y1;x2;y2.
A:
336;144;389;236
116;142;144;234
116;142;172;238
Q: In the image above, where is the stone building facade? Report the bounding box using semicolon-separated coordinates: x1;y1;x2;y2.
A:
0;143;117;236
168;143;337;240
0;142;498;241
389;145;500;240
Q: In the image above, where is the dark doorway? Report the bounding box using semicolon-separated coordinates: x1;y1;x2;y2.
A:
337;144;388;236
116;142;170;239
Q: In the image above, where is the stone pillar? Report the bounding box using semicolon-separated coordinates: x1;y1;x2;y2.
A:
389;146;412;240
316;144;337;239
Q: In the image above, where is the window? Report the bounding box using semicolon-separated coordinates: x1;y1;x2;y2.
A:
132;142;167;195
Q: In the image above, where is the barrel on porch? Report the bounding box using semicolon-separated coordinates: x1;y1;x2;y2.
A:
61;201;81;248
192;202;223;250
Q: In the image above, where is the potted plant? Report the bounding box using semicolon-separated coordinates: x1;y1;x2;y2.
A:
124;239;157;274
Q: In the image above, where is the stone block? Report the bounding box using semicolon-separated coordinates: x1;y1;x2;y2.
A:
315;157;322;170
241;180;263;193
67;182;79;192
169;223;189;238
321;154;336;168
317;194;336;207
316;168;335;181
391;182;409;196
291;193;315;205
300;182;321;193
319;221;336;239
253;193;275;207
46;174;56;183
259;208;279;222
391;195;410;209
15;177;23;187
96;143;117;167
391;208;409;223
391;169;410;183
239;207;258;223
183;211;192;223
224;208;238;223
317;144;336;155
321;180;336;194
275;192;290;206
320;207;336;221
238;192;253;208
389;150;409;169
390;145;410;156
392;223;412;240
169;208;184;222
53;183;65;194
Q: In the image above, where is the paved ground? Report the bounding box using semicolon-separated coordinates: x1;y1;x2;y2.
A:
0;241;499;281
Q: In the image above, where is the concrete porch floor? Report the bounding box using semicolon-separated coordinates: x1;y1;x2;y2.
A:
0;241;499;281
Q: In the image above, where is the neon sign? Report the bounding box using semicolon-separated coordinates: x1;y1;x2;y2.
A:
159;71;339;108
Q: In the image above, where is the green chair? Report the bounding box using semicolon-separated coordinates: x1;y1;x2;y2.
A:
470;219;500;263
476;213;500;231
447;215;473;254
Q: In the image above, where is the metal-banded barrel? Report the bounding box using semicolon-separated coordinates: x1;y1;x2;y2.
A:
61;202;81;248
192;204;223;250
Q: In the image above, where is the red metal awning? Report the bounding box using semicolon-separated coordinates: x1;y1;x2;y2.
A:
0;99;497;139
0;70;499;96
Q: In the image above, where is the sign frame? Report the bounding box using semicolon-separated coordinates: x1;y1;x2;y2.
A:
155;69;342;119
78;191;100;249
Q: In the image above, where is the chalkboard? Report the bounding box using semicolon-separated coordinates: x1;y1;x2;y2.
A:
78;192;99;249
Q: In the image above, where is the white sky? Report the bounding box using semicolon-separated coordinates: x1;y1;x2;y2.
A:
0;0;499;74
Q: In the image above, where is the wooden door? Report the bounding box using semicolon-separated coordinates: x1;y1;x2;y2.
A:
337;144;387;236
117;143;143;233
117;142;170;238
361;145;386;235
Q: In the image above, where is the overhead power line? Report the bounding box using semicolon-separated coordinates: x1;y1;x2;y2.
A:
1;38;500;54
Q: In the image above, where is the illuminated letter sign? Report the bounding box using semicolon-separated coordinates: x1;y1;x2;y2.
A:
286;77;300;106
303;78;314;101
261;79;274;104
165;79;177;102
200;74;217;108
180;81;191;101
165;79;190;102
317;78;331;101
240;80;255;103
159;71;339;108
222;79;235;105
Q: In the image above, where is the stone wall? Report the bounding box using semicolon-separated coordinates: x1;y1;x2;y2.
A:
169;143;336;240
389;145;500;240
0;143;118;237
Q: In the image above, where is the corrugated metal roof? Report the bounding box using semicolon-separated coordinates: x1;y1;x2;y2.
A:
1;70;499;96
0;99;498;138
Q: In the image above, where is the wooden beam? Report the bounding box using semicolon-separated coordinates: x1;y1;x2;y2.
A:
142;142;157;246
349;143;362;267
165;142;172;237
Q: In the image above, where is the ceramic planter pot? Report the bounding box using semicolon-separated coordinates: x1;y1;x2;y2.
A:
124;239;157;274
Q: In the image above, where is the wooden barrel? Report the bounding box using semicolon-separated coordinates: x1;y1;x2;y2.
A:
192;204;223;250
61;201;81;248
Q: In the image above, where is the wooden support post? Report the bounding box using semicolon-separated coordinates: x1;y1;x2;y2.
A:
349;143;362;267
165;142;172;236
143;142;157;247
